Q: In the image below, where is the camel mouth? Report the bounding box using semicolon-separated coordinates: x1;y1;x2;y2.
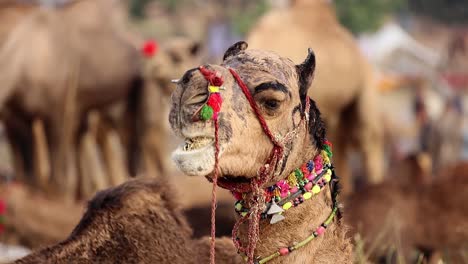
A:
182;136;214;152
172;135;217;176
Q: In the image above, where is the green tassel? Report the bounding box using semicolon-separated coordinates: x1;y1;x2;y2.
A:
200;105;214;121
0;216;4;224
324;145;332;158
295;168;304;181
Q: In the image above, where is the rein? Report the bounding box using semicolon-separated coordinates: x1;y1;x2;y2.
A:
197;65;312;264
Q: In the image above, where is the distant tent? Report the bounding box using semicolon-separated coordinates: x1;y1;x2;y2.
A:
358;21;440;77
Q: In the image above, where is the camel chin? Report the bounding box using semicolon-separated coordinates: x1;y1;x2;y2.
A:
172;139;216;176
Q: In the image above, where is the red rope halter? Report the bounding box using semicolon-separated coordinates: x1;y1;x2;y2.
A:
198;66;310;264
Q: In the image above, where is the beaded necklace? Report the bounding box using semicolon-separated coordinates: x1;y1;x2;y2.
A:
232;141;340;263
233;141;333;224
246;205;339;264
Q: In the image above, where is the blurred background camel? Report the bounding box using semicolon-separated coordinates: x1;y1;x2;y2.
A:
0;0;141;200
246;0;384;195
0;0;202;200
347;155;468;263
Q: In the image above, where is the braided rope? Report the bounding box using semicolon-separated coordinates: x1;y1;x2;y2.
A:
202;66;310;264
197;66;223;264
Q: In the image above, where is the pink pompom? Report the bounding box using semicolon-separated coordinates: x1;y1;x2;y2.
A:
232;192;242;200
0;199;5;215
277;180;290;198
279;248;289;256
314;155;323;173
316;226;325;236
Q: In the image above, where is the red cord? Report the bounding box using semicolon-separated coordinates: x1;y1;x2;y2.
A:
202;66;290;264
210;118;220;264
197;66;223;264
229;68;280;147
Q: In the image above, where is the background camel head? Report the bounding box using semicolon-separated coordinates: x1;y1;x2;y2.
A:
143;37;201;96
169;41;326;187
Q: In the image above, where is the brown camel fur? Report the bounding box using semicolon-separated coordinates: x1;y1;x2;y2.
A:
346;156;468;263
15;43;352;263
14;177;242;264
247;0;383;195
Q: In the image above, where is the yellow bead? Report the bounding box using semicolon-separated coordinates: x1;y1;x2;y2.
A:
283;202;293;210
235;203;242;211
209;85;220;93
323;170;332;182
312;185;321;194
241;212;248;217
303;192;312;200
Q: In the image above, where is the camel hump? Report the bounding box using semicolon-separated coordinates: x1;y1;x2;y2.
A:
70;177;186;236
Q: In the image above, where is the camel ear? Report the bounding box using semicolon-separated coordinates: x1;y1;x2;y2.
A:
223;41;248;61
190;42;201;56
296;48;316;102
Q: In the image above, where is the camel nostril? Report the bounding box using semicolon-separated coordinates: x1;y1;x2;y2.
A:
185;92;209;106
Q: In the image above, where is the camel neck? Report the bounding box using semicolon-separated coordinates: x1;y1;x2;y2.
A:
232;141;344;263
237;186;342;263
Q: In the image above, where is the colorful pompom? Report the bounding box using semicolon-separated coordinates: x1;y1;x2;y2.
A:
207;93;223;112
307;160;315;172
314;155;323;173
141;40;158;58
200;105;214;121
0;199;5;234
211;74;224;86
0;199;5;215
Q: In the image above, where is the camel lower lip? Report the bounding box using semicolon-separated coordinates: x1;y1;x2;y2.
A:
216;176;253;192
172;140;217;177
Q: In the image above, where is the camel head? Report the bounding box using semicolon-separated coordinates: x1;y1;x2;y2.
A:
169;41;326;189
143;37;201;95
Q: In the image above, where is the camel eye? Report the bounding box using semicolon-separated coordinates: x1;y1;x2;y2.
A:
263;99;280;110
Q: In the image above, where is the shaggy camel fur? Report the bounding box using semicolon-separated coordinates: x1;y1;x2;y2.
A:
14;178;242;264
346;156;468;263
247;0;383;195
16;43;352;263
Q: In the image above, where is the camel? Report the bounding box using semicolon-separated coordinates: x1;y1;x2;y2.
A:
14;177;242;264
15;42;352;263
246;0;383;195
346;155;468;263
0;0;141;200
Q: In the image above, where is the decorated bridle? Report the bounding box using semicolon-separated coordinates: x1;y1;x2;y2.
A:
195;64;336;264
